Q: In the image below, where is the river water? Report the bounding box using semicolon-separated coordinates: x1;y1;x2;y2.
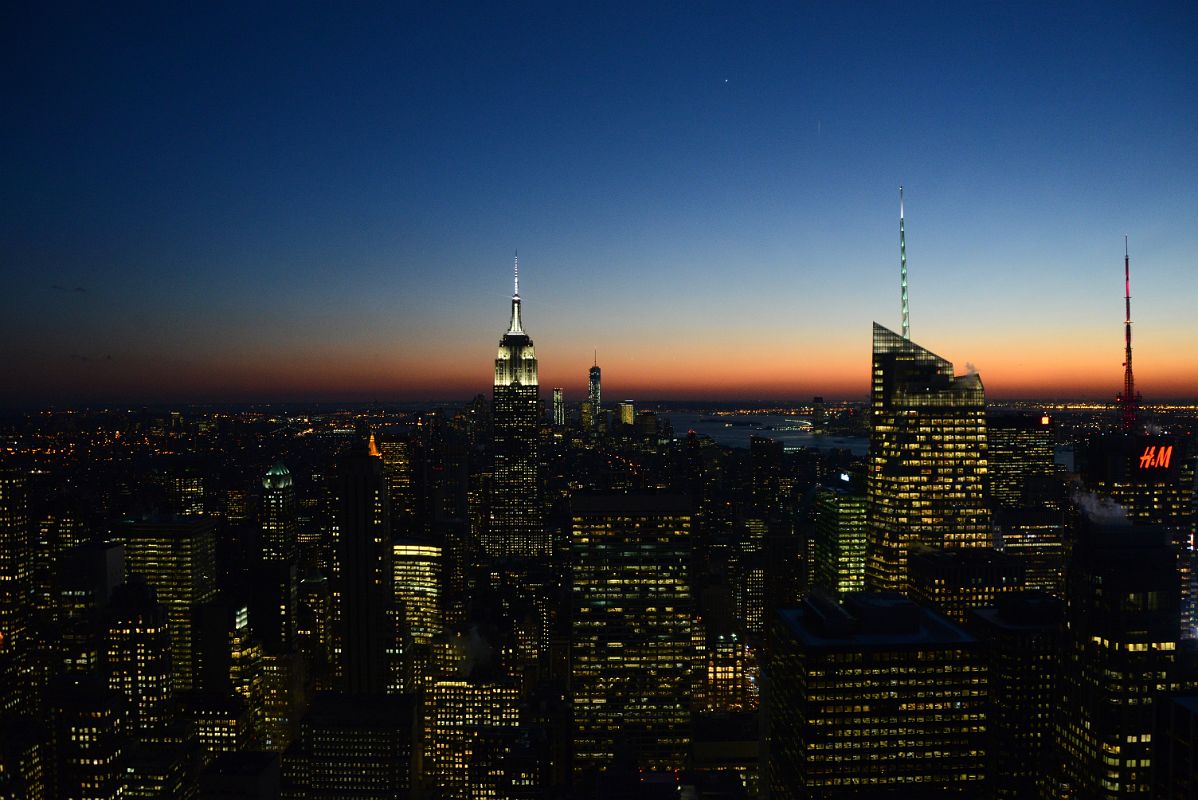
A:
660;412;869;455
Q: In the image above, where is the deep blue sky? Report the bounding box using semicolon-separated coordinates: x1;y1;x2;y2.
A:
3;2;1196;406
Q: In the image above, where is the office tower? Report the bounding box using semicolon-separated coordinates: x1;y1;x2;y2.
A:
618;400;635;426
178;691;251;762
167;468;206;516
200;751;281;800
579;401;593;431
260;463;297;562
906;547;1025;624
702;632;754;713
57;542;125;678
767;593;987;797
280;692;414;800
636;410;658;438
254;463;298;653
866;323;990;592
0;716;49;800
193;600;250;694
987;412;1056;509
571;495;697;773
969;591;1062;799
225;488;251;525
332;438;393;694
0;469;32;716
123;743;198;800
749;435;784;515
1152;695;1198;799
421;678;521;797
257;651;303;753
392;539;441;647
1053;520;1182;798
119;518;218;690
1079;432;1196;637
995;507;1066;596
811;480;867;598
488;258;545;559
48;676;127;800
296;575;333;689
106;578;175;740
552;388;564;426
34;504;88;620
378;434;417;528
588;353;601;424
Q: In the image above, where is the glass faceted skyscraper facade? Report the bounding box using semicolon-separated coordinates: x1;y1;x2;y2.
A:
487;265;544;558
866;323;990;592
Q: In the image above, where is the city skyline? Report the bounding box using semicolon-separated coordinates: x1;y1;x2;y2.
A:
3;3;1197;408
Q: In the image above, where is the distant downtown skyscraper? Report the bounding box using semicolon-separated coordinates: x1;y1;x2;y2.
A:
487;257;545;558
588;353;601;426
552;387;564;426
866;323;990;592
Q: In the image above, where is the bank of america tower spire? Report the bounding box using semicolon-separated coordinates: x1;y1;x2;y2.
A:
486;254;545;558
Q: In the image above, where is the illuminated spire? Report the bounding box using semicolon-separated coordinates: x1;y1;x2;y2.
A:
1117;235;1139;431
593;349;597;367
900;186;910;340
507;252;524;334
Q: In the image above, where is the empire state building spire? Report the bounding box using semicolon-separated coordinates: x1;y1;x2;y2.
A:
508;252;524;334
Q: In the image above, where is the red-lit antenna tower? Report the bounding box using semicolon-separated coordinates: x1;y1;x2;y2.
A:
1116;235;1140;430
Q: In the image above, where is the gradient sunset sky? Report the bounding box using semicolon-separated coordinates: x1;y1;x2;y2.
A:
3;2;1196;407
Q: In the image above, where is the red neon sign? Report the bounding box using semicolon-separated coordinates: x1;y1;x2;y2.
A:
1139;445;1173;470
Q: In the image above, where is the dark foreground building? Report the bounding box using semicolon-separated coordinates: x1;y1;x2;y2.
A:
767;592;987;798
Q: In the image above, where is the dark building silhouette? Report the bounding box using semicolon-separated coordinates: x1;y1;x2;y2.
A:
969;591;1062;799
47;676;128;800
332;438;393;694
750;435;784;516
1152;694;1198;800
907;546;1025;624
200;751;280;800
280;692;414;799
0;468;33;716
1078;431;1196;639
1052;519;1183;798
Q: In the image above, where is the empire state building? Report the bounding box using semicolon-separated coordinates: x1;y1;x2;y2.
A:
486;257;545;558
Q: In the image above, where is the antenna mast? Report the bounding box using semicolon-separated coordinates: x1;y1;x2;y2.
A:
1118;236;1139;431
900;186;909;340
